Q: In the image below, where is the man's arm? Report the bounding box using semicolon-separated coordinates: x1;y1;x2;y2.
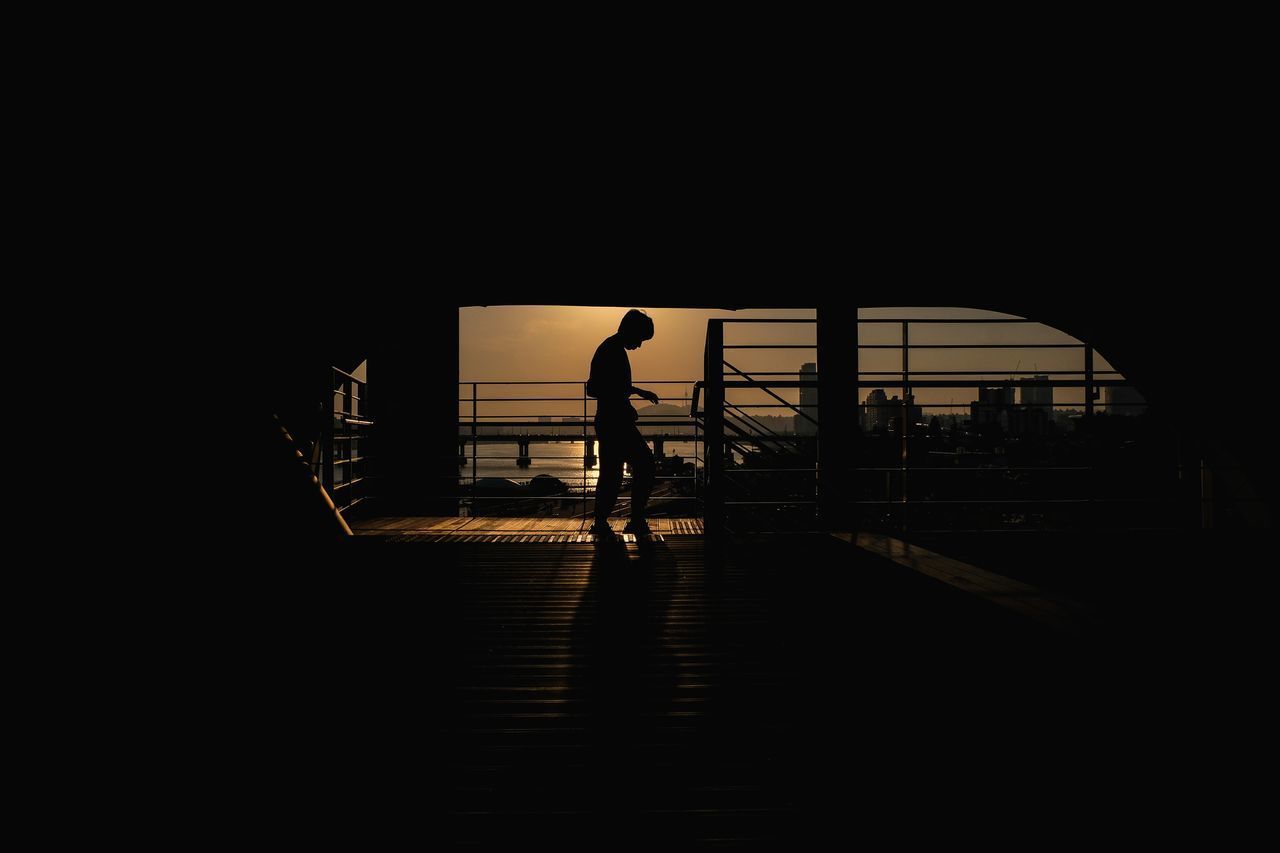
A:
630;386;660;405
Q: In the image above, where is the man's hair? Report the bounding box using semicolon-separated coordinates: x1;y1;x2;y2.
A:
619;309;655;340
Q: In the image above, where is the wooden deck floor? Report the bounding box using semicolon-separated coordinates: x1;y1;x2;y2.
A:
229;524;1241;843
333;533;1108;843
240;528;1177;843
352;516;704;541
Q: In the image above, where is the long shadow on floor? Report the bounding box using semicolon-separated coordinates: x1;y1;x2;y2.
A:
566;537;682;821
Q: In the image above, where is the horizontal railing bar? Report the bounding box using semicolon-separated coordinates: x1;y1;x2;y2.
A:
856;466;1094;472
721;369;1118;376
457;421;696;425
859;343;1084;349
716;436;819;443
457;417;697;421
854;498;1178;504
716;380;1127;388
858;318;1044;324
723;345;818;349
858;403;1095;408
456;437;700;442
458;471;701;479
722;381;817;388
461;397;695;402
461;455;699;460
331;477;365;491
457;432;592;435
336;496;368;512
430;455;704;462
458;380;696;385
456;445;698;451
855;380;1131;388
897;527;1180;533
859;370;1121;376
458;494;697;498
719;319;818;323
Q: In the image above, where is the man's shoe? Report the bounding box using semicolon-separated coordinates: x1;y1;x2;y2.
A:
588;522;616;539
622;520;652;536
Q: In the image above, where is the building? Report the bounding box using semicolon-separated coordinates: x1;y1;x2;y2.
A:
1106;385;1147;416
861;388;889;431
885;393;923;433
970;383;1015;429
860;388;922;433
1006;404;1051;436
1021;374;1053;412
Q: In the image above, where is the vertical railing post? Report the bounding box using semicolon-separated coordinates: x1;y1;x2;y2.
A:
321;367;334;495
470;382;478;515
1084;345;1095;530
901;320;910;534
694;412;700;519
704;321;725;537
583;382;589;520
360;377;369;509
1084;345;1095;421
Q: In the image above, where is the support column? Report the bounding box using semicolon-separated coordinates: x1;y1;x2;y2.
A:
703;320;725;537
373;310;460;516
817;305;858;532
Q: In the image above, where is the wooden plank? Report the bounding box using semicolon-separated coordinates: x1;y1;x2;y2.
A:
836;532;1091;633
354;516;703;539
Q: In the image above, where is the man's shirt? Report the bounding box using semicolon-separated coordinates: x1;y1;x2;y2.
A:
587;334;636;422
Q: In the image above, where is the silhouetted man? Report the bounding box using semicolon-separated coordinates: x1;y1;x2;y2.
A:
587;310;658;538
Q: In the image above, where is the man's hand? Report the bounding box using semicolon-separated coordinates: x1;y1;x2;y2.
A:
636;388;660;406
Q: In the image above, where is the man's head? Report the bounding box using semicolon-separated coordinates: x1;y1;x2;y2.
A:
618;309;655;350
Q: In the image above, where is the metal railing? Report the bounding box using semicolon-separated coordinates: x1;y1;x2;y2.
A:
315;365;373;515
699;316;1178;535
443;315;1177;533
702;319;820;534
457;381;703;518
853;317;1170;534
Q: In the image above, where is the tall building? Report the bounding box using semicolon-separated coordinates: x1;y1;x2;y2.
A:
1105;385;1147;416
795;362;819;435
971;383;1015;428
982;384;1016;407
862;388;889;431
1021;375;1053;411
884;393;923;433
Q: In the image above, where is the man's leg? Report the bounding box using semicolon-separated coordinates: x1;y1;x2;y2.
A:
593;425;624;529
624;425;655;522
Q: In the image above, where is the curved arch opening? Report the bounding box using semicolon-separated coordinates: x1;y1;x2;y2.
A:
850;307;1172;536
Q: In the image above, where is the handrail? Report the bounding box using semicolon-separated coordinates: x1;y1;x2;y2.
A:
456;379;703;519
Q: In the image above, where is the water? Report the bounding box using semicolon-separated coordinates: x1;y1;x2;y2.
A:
459;440;702;489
